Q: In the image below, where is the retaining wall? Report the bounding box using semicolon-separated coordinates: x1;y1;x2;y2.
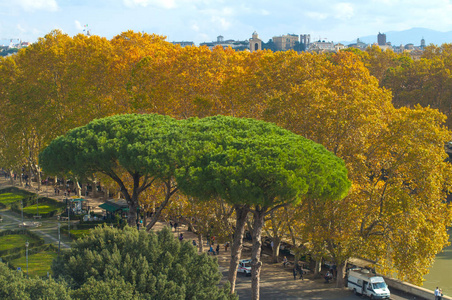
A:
383;276;451;300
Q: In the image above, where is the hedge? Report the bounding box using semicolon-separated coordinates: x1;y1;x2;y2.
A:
10;196;66;219
0;229;45;256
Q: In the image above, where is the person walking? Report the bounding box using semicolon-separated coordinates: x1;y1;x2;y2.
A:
296;261;303;280
435;287;440;300
292;267;297;280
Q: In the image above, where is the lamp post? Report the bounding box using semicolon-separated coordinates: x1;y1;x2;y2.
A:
36;197;39;217
58;222;61;255
25;241;29;278
21;199;24;225
67;198;70;238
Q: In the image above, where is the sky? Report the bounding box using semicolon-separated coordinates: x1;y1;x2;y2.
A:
2;0;452;45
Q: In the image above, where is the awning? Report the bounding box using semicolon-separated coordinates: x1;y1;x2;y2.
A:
99;202;129;213
99;202;121;213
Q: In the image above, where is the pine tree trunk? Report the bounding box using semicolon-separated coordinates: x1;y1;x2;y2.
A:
127;200;138;227
251;207;266;300
228;205;249;294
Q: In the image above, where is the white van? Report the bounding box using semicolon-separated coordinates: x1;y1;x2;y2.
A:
347;269;390;299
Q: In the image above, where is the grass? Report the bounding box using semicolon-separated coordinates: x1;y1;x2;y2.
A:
22;203;61;215
0;192;28;207
10;251;58;277
66;228;91;240
0;234;41;251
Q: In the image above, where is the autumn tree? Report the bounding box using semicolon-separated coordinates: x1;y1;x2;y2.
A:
264;51;452;286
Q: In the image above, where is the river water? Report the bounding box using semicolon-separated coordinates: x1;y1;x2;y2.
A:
423;232;452;295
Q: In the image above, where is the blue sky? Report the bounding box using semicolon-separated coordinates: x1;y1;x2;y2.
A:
2;0;452;45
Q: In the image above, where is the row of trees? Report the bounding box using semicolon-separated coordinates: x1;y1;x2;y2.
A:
1;30;452;290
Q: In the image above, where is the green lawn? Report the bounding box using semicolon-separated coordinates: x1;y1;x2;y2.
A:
22;203;61;214
0;192;27;207
0;234;41;251
66;228;91;240
10;251;58;277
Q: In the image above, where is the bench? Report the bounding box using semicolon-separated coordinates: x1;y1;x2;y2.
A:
60;217;69;221
33;215;42;219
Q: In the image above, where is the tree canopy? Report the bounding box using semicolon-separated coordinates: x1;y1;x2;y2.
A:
39;113;180;226
52;226;235;300
176;116;351;298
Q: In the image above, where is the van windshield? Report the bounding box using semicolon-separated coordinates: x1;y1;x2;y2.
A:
373;282;387;289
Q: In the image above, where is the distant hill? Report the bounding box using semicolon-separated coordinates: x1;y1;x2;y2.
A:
341;28;452;47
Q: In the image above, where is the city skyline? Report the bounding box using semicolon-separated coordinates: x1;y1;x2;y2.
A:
2;0;452;45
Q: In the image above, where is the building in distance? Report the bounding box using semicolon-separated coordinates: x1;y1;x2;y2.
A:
171;41;195;47
200;35;249;51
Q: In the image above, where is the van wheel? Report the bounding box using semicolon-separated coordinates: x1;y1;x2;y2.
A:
353;289;358;295
370;295;374;300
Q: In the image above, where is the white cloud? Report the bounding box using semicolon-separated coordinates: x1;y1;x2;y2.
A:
123;0;177;9
334;3;354;20
17;24;26;33
75;20;83;30
305;11;328;20
210;16;231;30
16;0;58;12
191;22;200;32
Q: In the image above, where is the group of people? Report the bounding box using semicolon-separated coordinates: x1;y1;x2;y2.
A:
292;261;304;280
435;287;443;300
208;244;220;255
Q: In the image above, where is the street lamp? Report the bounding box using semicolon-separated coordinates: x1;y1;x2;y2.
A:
25;241;29;278
58;222;61;255
21;200;24;225
67;198;70;238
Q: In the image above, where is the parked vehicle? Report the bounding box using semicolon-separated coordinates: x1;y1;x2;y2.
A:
237;259;252;276
347;269;390;299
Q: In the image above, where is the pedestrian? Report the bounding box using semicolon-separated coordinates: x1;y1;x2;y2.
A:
292;267;297;280
174;222;178;232
297;261;303;280
169;221;173;230
439;289;443;300
216;244;220;255
192;240;197;247
435;287;439;300
224;241;230;252
283;256;288;268
209;245;215;255
178;233;183;241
